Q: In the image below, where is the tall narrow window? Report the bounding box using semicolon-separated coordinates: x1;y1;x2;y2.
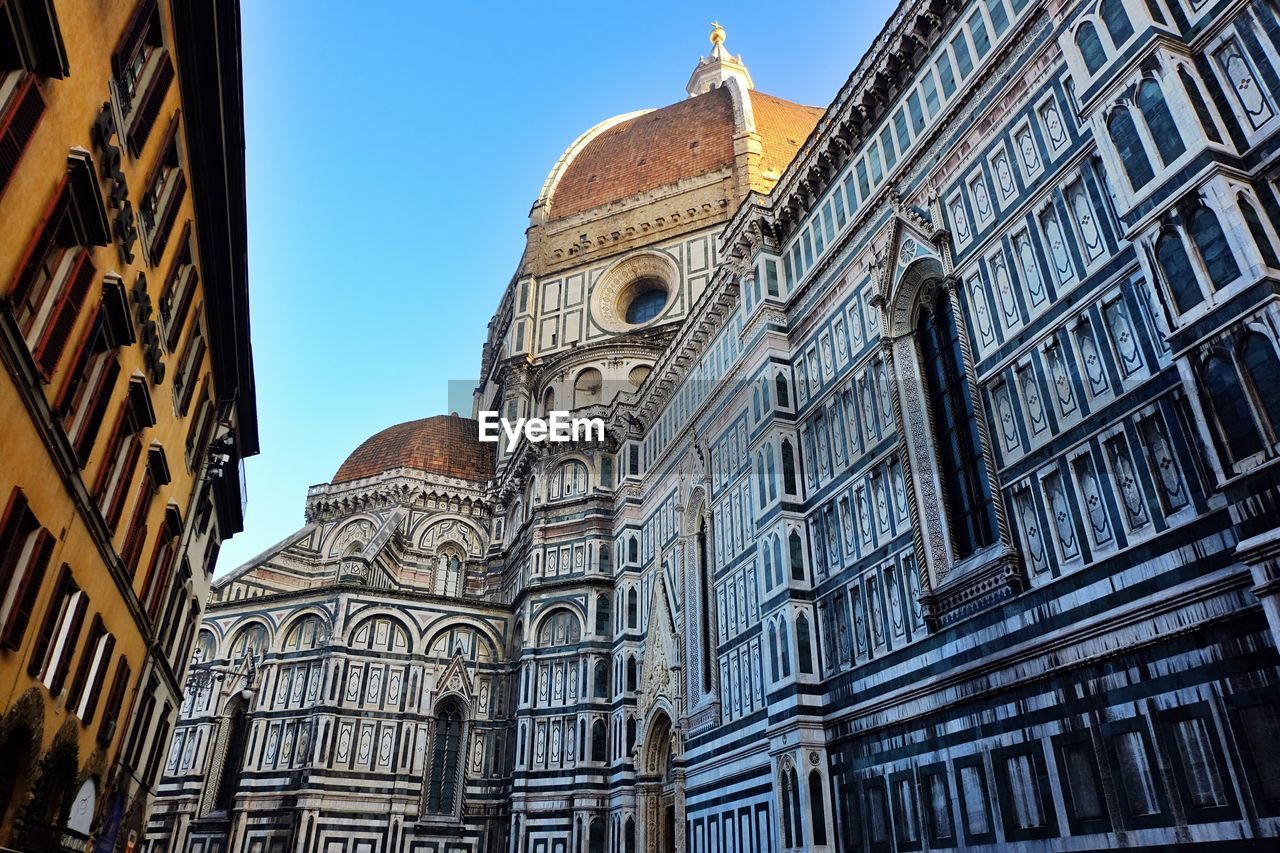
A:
809;770;829;846
1100;0;1134;46
697;517;713;693
425;701;464;815
788;531;805;581
775;373;790;408
1076;22;1107;74
0;73;46;201
1241;332;1280;438
796;614;814;674
1239;195;1280;268
1136;79;1185;165
1202;353;1263;462
1189;206;1240;288
781;439;798;494
1180;68;1223;143
0;488;55;650
213;700;249;812
9;182;97;380
1156;228;1203;313
780;770;794;848
917;290;997;559
1108;106;1154;189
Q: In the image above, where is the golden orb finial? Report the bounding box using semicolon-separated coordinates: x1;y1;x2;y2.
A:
710;21;726;47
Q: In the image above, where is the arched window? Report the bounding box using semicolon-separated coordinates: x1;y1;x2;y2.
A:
624;817;636;853
765;445;779;502
772;536;783;586
1240;331;1280;438
1179;67;1222;143
781;439;798;494
775;372;790;409
550;460;588;499
592;719;607;762
588;817;606;853
762;545;774;590
627;588;638;629
789;531;805;581
425;700;465;815
1202;353;1263;462
542;386;555;415
625;657;637;692
594;594;610;636
789;767;805;848
809;770;829;846
436;549;464;597
780;768;795;848
594;660;607;697
627;536;638;563
1100;0;1134;47
537;609;581;646
1189;206;1240;288
796;614;814;674
697;516;714;693
756;455;767;508
1136;79;1186;165
213;700;250;812
193;630;216;663
780;621;792;678
1239;195;1280;268
625;717;636;754
1108;106;1154;189
1076;22;1107;74
574;368;602;407
917;289;997;560
1156;228;1203;313
768;623;780;681
227;623;267;663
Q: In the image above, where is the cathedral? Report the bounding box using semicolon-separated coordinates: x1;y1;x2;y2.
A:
146;0;1280;851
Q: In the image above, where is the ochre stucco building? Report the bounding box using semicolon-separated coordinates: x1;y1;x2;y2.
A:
0;0;256;850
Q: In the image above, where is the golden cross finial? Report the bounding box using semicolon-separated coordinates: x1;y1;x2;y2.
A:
710;21;726;47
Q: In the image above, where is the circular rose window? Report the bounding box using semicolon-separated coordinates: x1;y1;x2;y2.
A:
622;278;668;325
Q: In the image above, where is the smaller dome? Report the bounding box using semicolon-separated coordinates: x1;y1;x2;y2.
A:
333;415;493;484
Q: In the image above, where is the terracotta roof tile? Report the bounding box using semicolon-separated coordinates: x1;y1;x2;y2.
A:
551;87;737;220
549;87;823;219
333;415;493;484
749;91;825;182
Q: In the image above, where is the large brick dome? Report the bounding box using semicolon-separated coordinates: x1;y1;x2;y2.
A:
332;414;493;484
543;87;823;220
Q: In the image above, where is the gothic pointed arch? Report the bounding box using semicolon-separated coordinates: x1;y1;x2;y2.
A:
878;206;1019;624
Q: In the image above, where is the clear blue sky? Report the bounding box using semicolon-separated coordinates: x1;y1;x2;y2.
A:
222;0;898;571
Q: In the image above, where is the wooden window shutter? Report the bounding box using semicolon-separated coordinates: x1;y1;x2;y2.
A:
104;434;142;531
33;248;95;379
54;304;103;415
65;612;104;711
0;528;54;650
93;405;128;501
98;656;131;744
125;53;173;158
0;486;33;588
5;175;67;311
27;564;72;677
81;632;115;724
149;169;185;261
0;73;46;201
74;356;120;466
176;334;205;416
48;587;87;694
121;473;155;574
112;0;157;74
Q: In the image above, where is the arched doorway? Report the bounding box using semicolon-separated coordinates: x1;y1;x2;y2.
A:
637;710;683;853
